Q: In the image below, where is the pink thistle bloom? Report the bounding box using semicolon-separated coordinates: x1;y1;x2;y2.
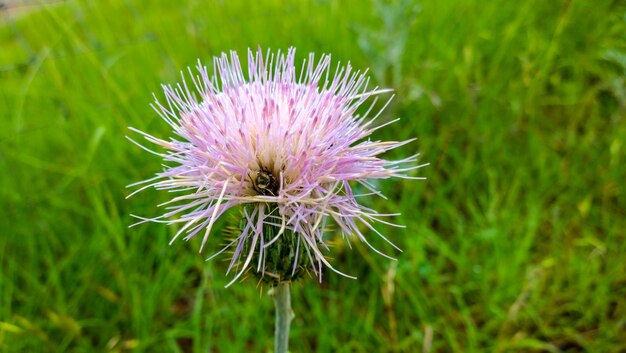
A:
128;48;426;286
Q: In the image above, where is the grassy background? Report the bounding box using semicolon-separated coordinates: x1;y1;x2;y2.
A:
1;0;625;352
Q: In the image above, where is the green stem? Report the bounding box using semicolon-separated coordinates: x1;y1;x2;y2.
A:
273;282;293;353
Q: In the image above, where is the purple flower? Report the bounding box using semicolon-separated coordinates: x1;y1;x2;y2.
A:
129;47;426;286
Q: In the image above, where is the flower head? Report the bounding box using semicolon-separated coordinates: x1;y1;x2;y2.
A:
129;47;425;286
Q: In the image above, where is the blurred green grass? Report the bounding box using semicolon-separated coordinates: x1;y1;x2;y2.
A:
1;0;625;352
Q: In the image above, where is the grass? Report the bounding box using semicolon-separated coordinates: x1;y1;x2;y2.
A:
1;0;625;352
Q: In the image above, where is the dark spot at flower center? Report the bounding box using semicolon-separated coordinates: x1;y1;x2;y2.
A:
252;168;278;196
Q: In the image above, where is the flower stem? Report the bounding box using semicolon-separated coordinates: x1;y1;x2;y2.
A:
273;281;293;353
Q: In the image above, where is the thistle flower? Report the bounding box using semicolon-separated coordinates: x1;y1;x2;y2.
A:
128;47;425;286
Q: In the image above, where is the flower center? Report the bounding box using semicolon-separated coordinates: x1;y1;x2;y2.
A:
253;169;278;196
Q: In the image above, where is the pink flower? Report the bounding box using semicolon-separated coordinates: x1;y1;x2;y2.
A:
128;47;426;286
